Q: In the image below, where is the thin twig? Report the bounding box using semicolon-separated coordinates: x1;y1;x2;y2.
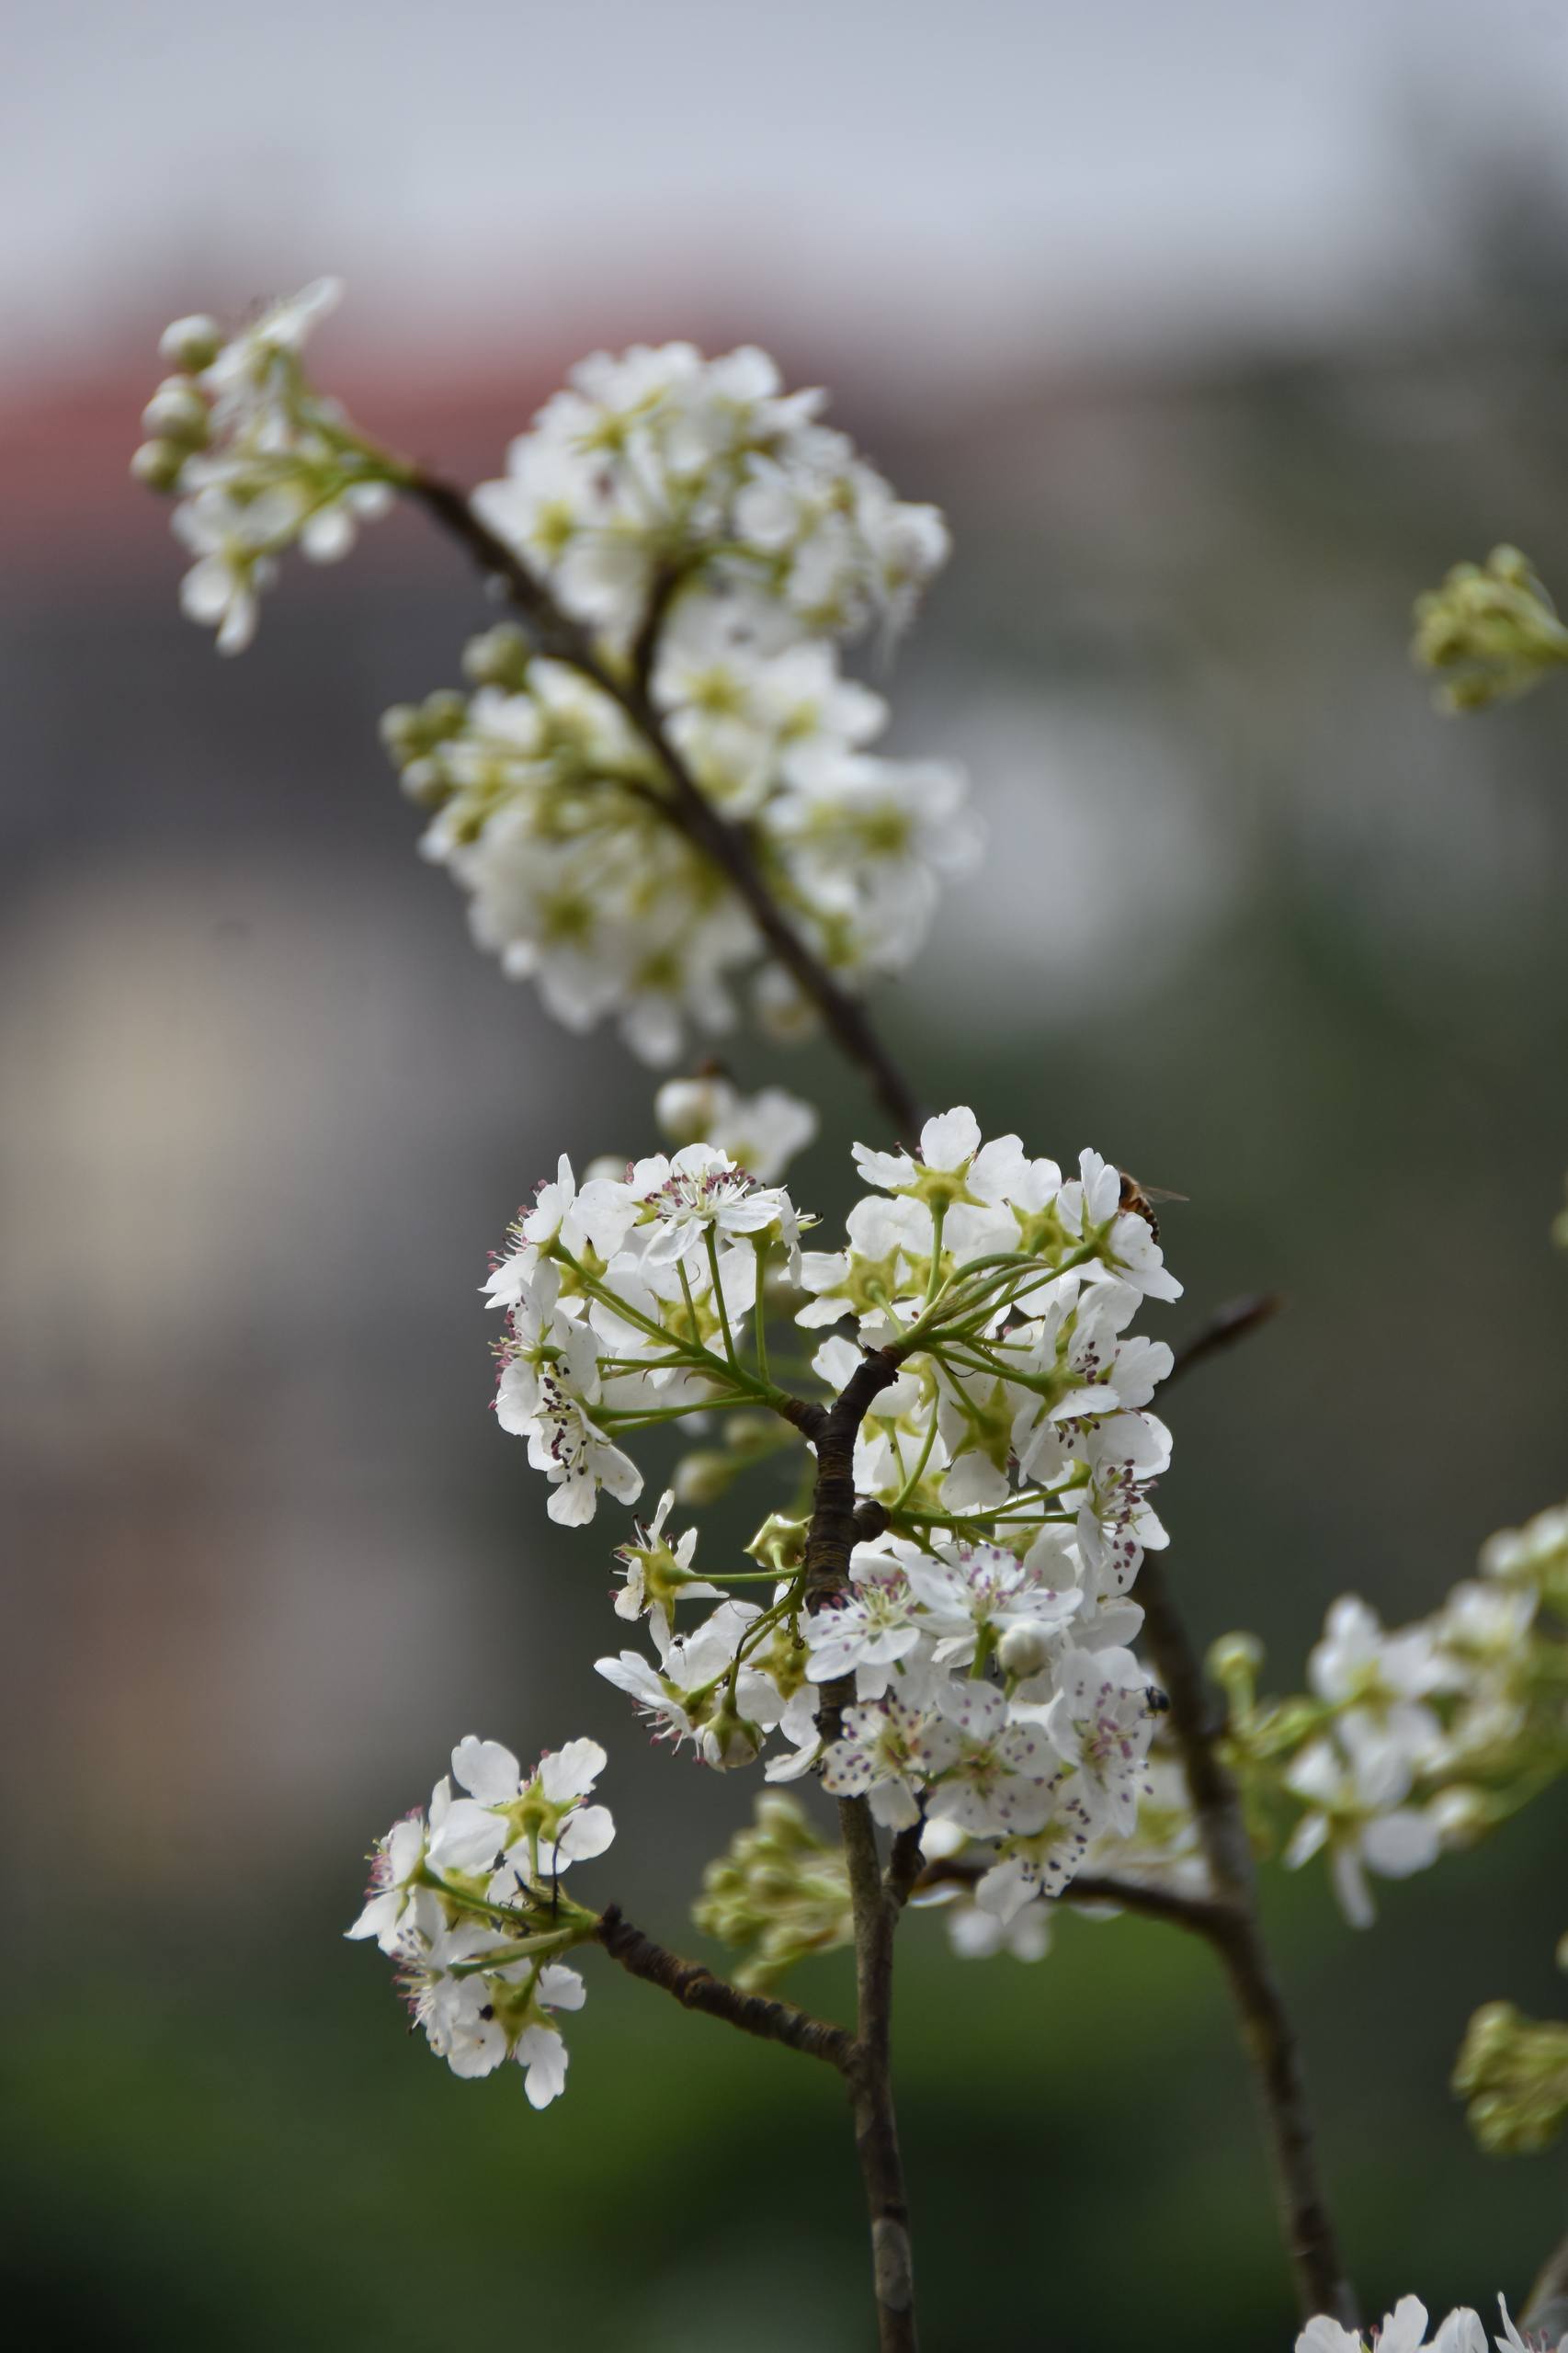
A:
1137;1552;1358;2327
1166;1291;1287;1387
595;1903;854;2072
913;1854;1237;1941
408;472;924;1143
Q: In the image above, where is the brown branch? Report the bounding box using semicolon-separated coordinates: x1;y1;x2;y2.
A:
1137;1551;1358;2327
840;1792;918;2352
594;1903;855;2073
1166;1291;1287;1388
913;1854;1237;1941
793;1344;919;2351
408;471;924;1143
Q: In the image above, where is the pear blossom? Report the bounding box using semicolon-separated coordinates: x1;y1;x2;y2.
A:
426;1734;614;1879
612;1490;720;1632
1284;1737;1441;1927
925;1681;1060;1836
347;1798;448;1954
1036;1645;1160;1838
822;1691;958;1829
1308;1597;1445;1767
1295;2301;1487;2353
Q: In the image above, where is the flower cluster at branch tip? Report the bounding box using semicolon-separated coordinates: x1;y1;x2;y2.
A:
381;343;975;1060
140;289;976;1061
347;1733;612;2106
1214;1497;1568;1927
136;282;401;652
1298;2294;1566;2353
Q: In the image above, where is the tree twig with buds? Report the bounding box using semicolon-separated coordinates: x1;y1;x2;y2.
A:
409;472;925;1144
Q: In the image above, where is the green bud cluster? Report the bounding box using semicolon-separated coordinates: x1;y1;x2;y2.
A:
380;690;472;808
1412;546;1568;711
693;1793;852;1992
1454;1994;1568;2155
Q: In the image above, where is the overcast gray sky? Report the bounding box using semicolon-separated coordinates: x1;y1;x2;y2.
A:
6;0;1568;386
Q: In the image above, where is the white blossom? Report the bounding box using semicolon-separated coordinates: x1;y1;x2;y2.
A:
1283;1737;1441;1928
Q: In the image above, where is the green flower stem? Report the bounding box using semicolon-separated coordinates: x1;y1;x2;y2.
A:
706;1228;740;1369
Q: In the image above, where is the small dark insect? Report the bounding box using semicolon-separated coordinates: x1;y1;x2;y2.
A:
1144;1684;1172;1716
1117;1168;1188;1246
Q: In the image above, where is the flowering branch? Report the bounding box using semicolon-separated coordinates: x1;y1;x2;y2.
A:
408;467;925;1142
141;287;1568;2352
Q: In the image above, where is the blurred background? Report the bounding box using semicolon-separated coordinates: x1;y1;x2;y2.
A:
5;3;1568;2346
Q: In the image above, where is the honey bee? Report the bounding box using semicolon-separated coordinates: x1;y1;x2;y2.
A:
1117;1169;1187;1245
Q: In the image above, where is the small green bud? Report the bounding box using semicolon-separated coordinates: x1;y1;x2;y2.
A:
747;1510;807;1574
462;623;532;691
1208;1630;1263;1714
673;1449;732;1507
158;313;223;372
130;438;187;494
141;377;210;448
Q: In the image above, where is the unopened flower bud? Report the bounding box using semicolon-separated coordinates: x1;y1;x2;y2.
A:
746;1511;806;1575
1429;1785;1489;1847
673;1449;732;1507
130;438;187;493
655;1075;726;1144
141;377;210;447
158;313;223;372
462;623;531;690
998;1618;1055;1678
1209;1631;1263;1677
702;1702;764;1770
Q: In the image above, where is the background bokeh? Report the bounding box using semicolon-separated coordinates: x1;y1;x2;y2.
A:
5;5;1568;2346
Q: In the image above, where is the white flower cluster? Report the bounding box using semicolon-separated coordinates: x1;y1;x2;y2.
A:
919;1753;1205;1963
560;1108;1186;1938
136;281;396;653
382;342;976;1062
472;340;949;653
1223;1496;1568;1927
484;1141;802;1523
347;1733;612;2108
1301;2294;1563;2353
